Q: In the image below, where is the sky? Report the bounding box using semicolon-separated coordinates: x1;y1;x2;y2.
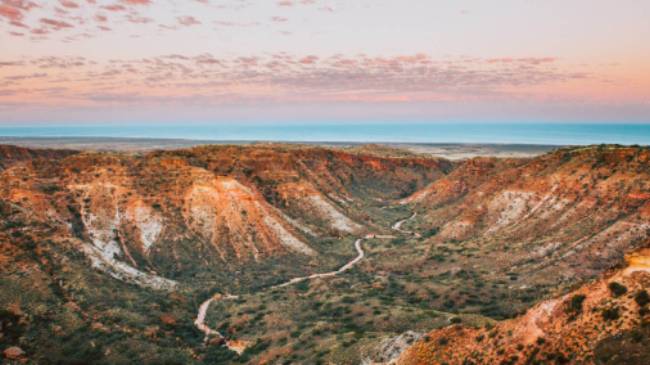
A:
1;0;649;124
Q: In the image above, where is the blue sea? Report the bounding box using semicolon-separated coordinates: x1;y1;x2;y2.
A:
1;122;650;146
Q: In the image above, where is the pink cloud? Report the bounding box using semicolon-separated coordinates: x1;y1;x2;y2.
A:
59;0;79;9
121;0;151;5
1;53;585;104
0;60;24;66
102;4;126;12
0;0;253;38
486;57;556;65
299;55;318;64
2;0;38;11
0;5;22;21
177;15;200;26
0;0;38;22
126;13;152;24
40;17;73;29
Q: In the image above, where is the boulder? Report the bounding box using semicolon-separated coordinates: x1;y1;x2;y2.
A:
3;346;25;360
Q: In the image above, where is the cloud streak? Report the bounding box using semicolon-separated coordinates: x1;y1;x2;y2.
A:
0;0;339;38
0;0;210;38
0;53;594;108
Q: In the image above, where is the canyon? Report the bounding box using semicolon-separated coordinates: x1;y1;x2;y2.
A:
0;143;648;364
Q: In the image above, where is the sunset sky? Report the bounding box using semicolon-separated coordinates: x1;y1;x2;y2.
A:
1;0;649;124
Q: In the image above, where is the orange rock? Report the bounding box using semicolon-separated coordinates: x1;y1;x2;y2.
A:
3;346;25;360
160;313;177;326
225;339;252;355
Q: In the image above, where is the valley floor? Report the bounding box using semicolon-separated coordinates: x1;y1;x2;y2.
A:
195;213;418;357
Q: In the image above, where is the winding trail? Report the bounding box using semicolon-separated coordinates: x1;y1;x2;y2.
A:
272;237;367;289
194;294;239;342
392;212;421;238
194;213;418;352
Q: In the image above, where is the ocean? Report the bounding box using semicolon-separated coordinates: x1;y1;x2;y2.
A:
1;122;649;146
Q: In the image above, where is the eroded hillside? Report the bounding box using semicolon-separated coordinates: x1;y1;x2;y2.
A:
397;249;650;365
1;144;648;364
392;145;650;318
0;144;449;289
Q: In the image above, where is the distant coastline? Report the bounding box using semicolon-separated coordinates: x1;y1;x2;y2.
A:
1;122;649;146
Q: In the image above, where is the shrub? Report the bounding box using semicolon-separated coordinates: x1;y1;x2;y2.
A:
443;299;456;310
608;282;627;297
634;290;650;307
295;280;310;292
565;294;586;318
630;329;644;342
429;254;445;262
423;227;439;238
39;184;61;194
203;346;237;364
391;238;406;246
602;307;620;321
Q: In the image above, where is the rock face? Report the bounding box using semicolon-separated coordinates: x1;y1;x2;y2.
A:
182;176;315;259
276;181;362;234
396;250;650;365
365;331;423;365
406;146;650;284
0;144;446;288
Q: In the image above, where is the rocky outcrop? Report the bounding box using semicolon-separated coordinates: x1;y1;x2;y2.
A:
397;249;650;365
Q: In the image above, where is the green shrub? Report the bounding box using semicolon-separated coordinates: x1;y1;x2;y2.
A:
634;290;649;307
423;227;439;238
608;282;627;297
565;294;586;317
295;280;310;292
602;307;620;321
391;238;406;246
